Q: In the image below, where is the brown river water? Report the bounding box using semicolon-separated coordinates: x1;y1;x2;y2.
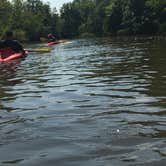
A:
0;37;166;166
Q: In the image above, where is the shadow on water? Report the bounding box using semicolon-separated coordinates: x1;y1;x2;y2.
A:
0;38;166;166
0;60;24;111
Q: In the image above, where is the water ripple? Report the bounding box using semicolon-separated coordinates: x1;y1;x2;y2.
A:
0;38;165;166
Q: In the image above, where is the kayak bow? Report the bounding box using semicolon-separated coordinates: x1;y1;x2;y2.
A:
47;41;59;46
0;51;27;63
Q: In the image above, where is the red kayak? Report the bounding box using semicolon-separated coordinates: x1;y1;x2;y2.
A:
47;41;60;46
0;48;27;63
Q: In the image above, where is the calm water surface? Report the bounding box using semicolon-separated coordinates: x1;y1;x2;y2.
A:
0;38;166;166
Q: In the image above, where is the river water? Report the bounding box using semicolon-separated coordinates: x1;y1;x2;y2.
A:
0;37;166;166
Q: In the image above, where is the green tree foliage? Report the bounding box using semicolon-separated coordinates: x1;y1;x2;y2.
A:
0;0;12;37
0;0;165;40
0;0;59;41
60;2;82;37
60;0;166;37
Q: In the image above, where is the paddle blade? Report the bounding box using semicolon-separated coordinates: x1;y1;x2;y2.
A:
26;47;51;53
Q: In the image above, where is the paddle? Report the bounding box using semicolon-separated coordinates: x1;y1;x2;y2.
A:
25;47;51;53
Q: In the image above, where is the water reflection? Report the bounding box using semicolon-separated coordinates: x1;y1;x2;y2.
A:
0;60;24;111
0;38;165;166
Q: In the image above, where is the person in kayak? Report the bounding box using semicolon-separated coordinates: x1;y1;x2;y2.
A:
2;31;25;57
47;33;57;43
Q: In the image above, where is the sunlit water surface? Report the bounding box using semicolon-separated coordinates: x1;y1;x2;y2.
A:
0;38;166;166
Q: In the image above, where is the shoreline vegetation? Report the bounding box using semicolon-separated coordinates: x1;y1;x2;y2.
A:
0;0;165;42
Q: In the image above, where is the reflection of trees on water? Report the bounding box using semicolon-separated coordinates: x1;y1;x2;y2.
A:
80;38;145;78
79;38;166;105
0;60;23;111
144;41;166;108
145;41;166;95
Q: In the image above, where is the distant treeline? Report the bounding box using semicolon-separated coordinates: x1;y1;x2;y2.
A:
0;0;165;41
0;0;59;41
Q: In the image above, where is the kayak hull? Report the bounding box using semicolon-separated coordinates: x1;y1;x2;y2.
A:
47;41;59;46
0;51;27;63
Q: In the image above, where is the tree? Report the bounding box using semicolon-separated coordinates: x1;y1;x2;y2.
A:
0;0;12;37
60;2;82;37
